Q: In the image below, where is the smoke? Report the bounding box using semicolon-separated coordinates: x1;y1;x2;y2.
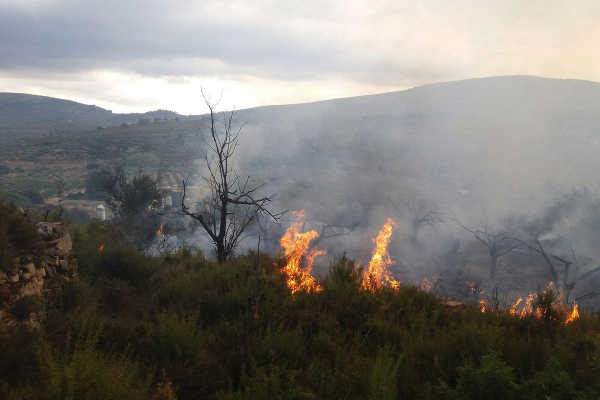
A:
179;76;600;306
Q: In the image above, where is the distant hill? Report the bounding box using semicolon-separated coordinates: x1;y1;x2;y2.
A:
5;75;600;306
4;75;600;227
0;92;181;138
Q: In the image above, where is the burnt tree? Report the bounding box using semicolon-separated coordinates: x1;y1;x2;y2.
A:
390;197;442;246
181;93;282;263
514;237;600;303
454;219;521;280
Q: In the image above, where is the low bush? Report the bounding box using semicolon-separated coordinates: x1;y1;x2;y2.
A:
0;218;599;399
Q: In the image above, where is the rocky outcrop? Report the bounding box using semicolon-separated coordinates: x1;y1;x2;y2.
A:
0;221;77;331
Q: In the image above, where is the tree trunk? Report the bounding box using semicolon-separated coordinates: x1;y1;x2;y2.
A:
489;249;498;280
216;241;227;264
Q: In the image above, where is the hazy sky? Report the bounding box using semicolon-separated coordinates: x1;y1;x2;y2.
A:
1;0;599;113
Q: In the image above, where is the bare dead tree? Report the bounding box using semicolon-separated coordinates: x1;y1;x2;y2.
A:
452;218;521;280
513;237;600;303
389;197;442;245
311;222;360;248
180;92;283;263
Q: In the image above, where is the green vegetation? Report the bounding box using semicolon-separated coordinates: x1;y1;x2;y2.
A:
0;118;203;203
1;214;600;399
0;199;43;272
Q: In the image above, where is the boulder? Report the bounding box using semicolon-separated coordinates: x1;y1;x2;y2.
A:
1;219;78;332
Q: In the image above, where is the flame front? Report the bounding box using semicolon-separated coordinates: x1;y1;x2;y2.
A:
565;302;579;325
509;297;523;316
280;210;325;294
156;223;164;237
507;282;581;324
362;218;400;291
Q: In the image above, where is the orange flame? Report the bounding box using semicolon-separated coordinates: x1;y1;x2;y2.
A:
362;218;400;291
279;210;325;294
480;299;488;313
509;297;523;316
157;223;164;237
565;302;579;325
507;282;582;324
98;244;105;252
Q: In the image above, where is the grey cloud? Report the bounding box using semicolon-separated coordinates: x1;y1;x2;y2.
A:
0;1;346;80
0;0;494;87
2;0;600;92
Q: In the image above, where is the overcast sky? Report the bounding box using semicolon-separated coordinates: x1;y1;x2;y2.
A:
1;0;599;114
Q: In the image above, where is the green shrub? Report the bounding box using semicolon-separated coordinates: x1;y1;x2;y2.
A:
41;330;151;400
368;345;401;400
2;218;600;399
0;198;43;272
450;352;520;400
527;357;576;400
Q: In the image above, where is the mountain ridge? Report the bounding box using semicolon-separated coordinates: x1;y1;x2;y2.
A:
4;75;600;126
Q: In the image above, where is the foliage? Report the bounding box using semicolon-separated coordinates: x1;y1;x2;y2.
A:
86;166;161;217
1;221;600;399
526;358;577;400
41;330;152;400
368;345;401;400
449;352;520;400
0;198;43;272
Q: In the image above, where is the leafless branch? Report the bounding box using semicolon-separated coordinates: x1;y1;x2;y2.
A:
179;90;282;262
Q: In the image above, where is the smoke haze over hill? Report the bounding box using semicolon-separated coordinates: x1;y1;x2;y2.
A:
3;75;600;304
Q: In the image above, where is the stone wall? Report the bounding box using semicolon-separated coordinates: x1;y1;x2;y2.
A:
0;221;77;331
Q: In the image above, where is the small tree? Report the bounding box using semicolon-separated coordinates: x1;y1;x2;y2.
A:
89;165;161;218
181;92;282;263
389;197;442;246
453;219;520;280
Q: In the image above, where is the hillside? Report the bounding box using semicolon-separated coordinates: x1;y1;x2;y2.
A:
0;92;180;139
3;75;600;215
0;213;599;399
3;75;600;288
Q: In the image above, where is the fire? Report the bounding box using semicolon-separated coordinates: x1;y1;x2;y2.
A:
98;244;105;252
362;218;401;292
479;299;488;313
509;297;523;316
521;293;537;318
506;282;581;324
507;290;543;319
157;223;164;237
565;302;580;325
279;210;325;294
